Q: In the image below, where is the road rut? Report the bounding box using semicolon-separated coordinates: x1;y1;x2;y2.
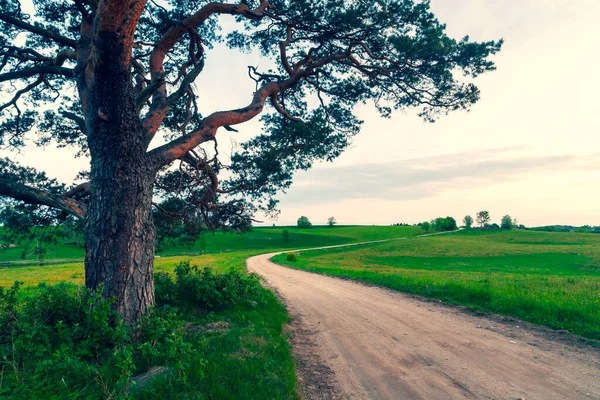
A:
247;243;600;399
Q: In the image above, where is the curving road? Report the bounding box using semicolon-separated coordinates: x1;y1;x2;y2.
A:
247;240;600;400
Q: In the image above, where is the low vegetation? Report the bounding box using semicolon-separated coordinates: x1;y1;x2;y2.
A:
0;262;296;399
273;229;600;341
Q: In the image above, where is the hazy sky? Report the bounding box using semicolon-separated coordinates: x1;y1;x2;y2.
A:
3;0;600;227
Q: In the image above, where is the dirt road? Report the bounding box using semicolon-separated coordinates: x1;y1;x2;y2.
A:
247;244;600;400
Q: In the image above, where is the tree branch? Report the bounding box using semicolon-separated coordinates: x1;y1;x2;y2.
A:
0;13;78;48
0;66;73;83
0;74;44;113
61;110;88;136
270;93;303;122
143;1;272;143
149;80;285;166
0;178;86;218
64;181;91;199
279;25;293;75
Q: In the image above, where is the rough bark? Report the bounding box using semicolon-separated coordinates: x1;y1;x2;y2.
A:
82;19;156;323
84;156;156;324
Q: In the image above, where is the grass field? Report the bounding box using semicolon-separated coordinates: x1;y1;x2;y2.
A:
273;229;600;341
0;225;422;286
4;225;598;397
0;225;421;399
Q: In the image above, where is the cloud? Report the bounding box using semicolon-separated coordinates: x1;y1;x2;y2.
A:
279;149;600;206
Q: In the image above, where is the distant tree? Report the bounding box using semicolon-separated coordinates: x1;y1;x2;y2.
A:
421;221;431;233
463;215;473;229
282;229;290;241
500;215;514;230
490;223;500;230
428;217;457;232
327;216;337;227
445;216;458;231
433;217;447;231
476;211;491;227
297;216;312;229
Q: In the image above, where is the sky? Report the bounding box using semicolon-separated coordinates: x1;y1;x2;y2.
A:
3;0;600;227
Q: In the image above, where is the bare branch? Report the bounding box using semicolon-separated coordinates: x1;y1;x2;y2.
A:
149;79;287;166
165;61;204;106
144;1;272;141
279;25;293;75
135;78;165;114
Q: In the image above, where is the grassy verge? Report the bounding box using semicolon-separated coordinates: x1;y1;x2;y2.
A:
273;230;600;341
0;262;298;399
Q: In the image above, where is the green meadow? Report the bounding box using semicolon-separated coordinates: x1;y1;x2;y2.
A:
3;225;599;398
273;229;600;341
0;225;421;399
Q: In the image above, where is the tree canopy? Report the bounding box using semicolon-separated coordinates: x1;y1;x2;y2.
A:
1;0;502;226
0;0;501;321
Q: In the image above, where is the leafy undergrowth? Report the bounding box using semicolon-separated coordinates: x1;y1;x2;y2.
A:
273;230;600;341
0;262;297;399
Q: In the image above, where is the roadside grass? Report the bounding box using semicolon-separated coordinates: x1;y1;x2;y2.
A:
1;258;298;399
273;229;600;341
0;225;421;399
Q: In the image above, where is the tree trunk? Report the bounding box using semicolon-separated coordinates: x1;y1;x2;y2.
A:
84;155;156;324
82;41;157;324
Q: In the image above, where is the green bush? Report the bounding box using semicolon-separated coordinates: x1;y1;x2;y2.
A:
0;262;265;398
155;261;265;311
0;282;196;398
286;252;298;262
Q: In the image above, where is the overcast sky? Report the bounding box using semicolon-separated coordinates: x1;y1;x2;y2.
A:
3;0;600;227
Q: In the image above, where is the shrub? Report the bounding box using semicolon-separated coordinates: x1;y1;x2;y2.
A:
427;217;458;232
0;281;199;398
286;252;298;262
155;261;265;311
0;263;264;398
282;229;290;241
445;216;458;231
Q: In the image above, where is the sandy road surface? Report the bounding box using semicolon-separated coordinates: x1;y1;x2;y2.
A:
247;242;600;400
